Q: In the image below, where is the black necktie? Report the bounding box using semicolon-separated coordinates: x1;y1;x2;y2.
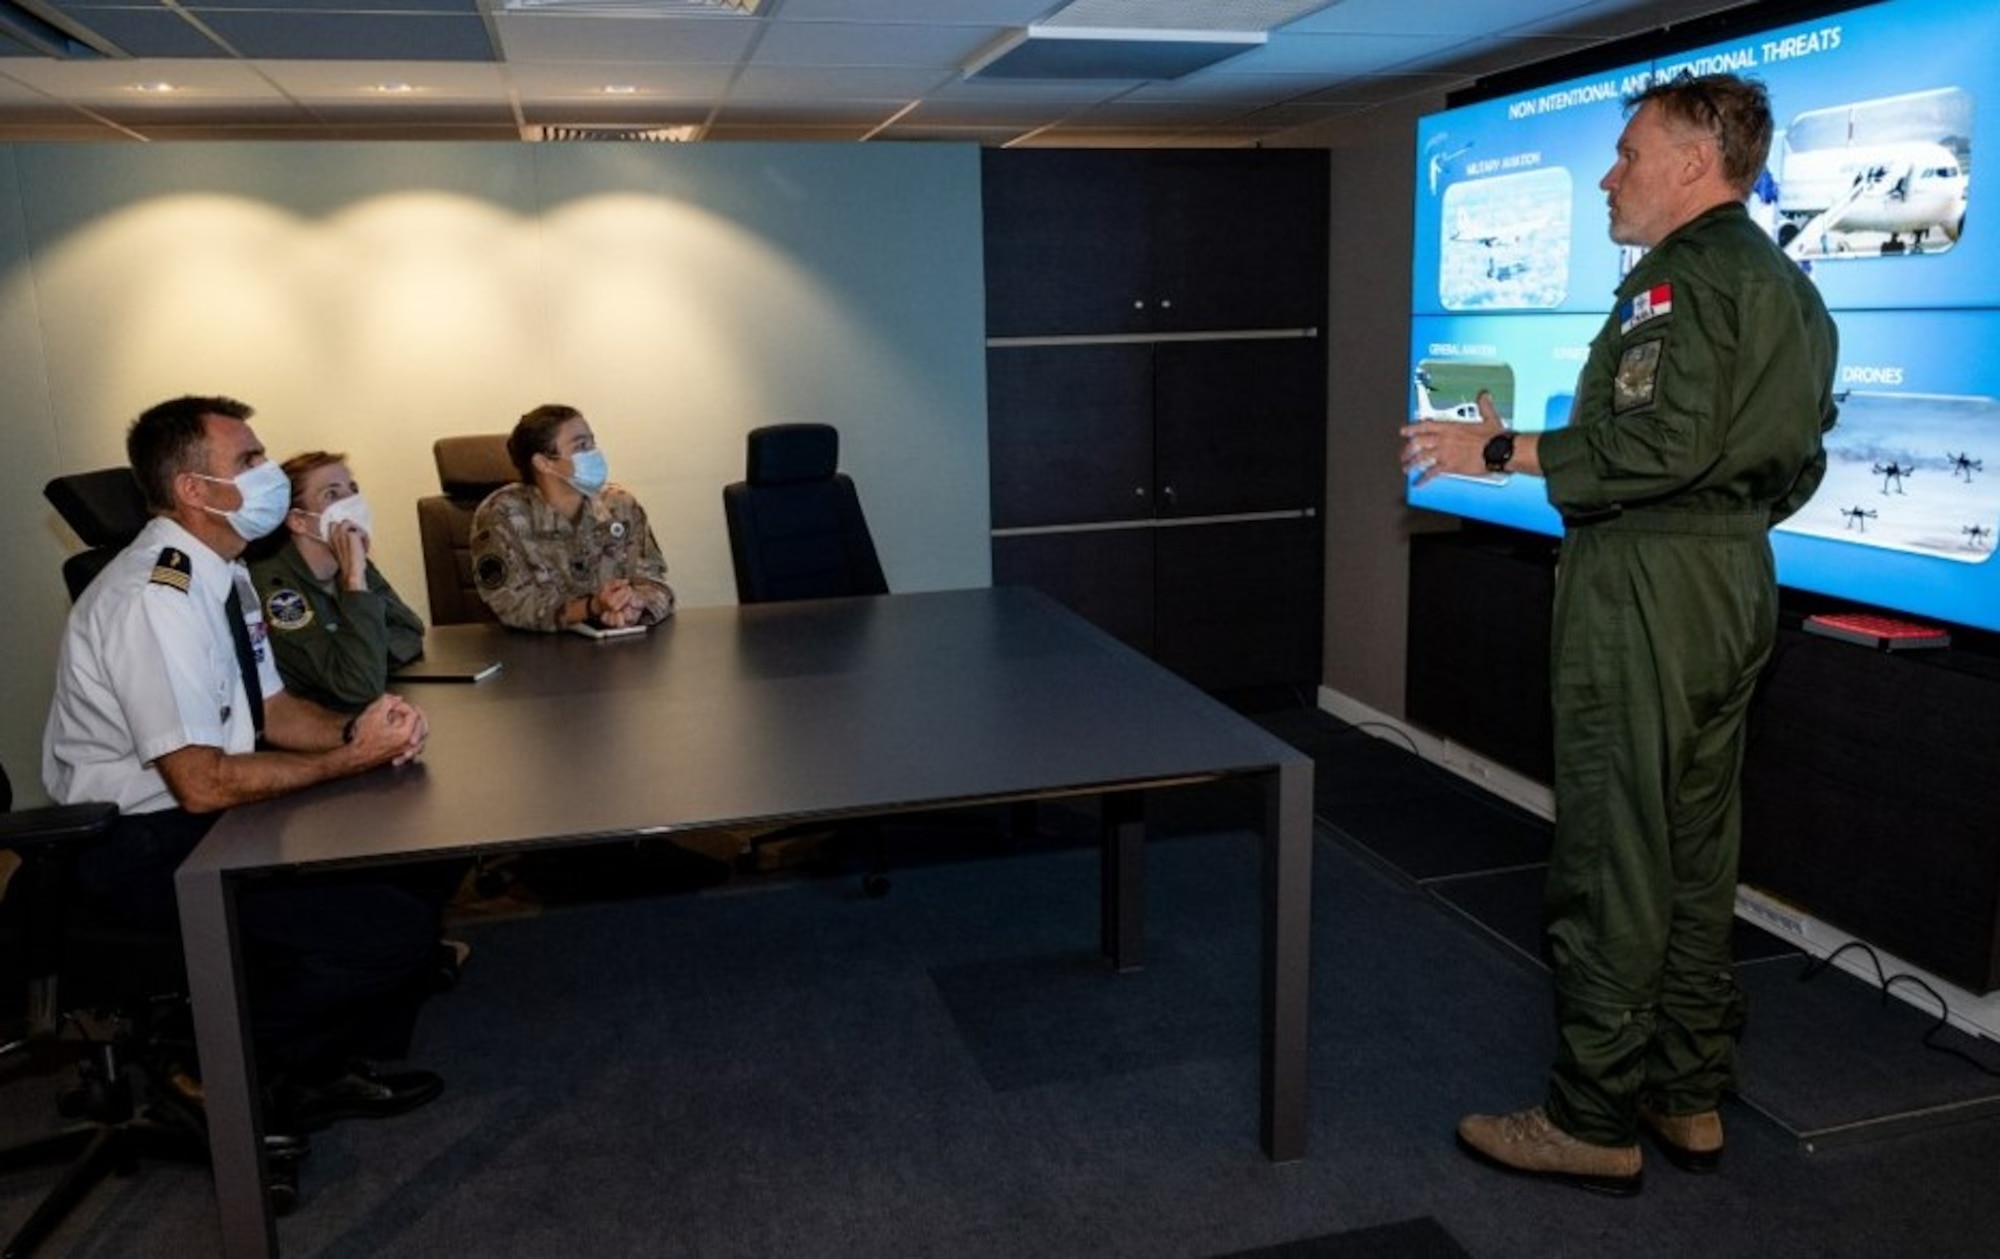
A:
223;581;267;739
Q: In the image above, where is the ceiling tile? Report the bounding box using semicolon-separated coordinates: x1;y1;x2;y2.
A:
194;11;497;61
0;0;1781;144
493;11;759;62
752;20;1000;69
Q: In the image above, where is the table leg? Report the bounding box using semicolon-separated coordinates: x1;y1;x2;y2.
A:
1261;758;1313;1162
176;866;277;1258
1100;790;1145;972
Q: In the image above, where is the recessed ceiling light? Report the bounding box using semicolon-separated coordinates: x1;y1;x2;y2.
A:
372;82;416;95
131;81;177;94
501;0;761;13
600;84;639;95
1041;0;1334;31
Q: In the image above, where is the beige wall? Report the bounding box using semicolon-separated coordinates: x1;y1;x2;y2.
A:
1291;96;1458;720
4;142;991;803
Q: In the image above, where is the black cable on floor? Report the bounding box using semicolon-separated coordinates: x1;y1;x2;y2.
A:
1799;939;2000;1078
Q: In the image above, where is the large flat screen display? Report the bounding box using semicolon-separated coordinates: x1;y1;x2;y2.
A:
1410;0;2000;634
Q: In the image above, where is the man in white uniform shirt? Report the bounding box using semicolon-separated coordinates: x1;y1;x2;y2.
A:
45;395;448;1136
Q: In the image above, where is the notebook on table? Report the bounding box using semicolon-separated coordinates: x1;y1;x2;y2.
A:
391;647;503;682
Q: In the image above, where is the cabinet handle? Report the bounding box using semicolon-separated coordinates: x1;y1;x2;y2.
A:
1134;486;1148;499
1159;298;1173;309
1132;300;1146;310
1162;485;1178;504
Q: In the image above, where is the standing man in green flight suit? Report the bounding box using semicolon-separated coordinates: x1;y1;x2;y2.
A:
1401;72;1839;1194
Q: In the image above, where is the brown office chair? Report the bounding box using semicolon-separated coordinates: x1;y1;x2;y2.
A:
416;435;513;626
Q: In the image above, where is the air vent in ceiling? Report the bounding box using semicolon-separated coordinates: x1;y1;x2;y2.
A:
528;125;701;142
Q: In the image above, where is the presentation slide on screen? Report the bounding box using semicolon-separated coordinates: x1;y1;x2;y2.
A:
1409;0;2000;632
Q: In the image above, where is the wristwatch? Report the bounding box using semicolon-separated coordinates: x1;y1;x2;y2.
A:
1482;431;1516;473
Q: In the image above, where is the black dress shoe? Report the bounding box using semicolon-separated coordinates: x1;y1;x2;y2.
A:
277;1063;444;1132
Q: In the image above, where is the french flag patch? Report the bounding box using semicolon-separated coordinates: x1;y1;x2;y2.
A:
1619;283;1673;334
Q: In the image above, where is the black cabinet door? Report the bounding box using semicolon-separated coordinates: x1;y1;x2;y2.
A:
993;531;1155;657
988;343;1154;529
1148;150;1330;334
982;149;1330;338
1153;337;1325;519
1154;518;1323;694
982;150;1153;338
1743;632;2000;993
1406;531;1557;784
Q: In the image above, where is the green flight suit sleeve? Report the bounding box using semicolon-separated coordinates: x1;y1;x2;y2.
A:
1539;285;1731;517
1540;212;1838;523
252;552;425;712
368;561;429;670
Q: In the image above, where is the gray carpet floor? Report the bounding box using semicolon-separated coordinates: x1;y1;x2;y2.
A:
6;710;2000;1257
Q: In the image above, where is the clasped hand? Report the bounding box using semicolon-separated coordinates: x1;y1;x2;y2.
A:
591;578;643;628
349;693;428;766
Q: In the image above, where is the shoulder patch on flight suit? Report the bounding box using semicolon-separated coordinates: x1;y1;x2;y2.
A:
1618;282;1673;334
1613;338;1664;412
264;586;313;632
149;547;192;593
475;552;507;590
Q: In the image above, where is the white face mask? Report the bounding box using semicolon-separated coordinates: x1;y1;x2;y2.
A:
194;460;291;541
309;492;374;544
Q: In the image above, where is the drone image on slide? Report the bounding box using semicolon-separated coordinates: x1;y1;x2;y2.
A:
1841;505;1880;531
1947;451;1984;482
1874;460;1915;494
1964;523;1993;550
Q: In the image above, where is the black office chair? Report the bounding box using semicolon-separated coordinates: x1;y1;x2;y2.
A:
722;423;888;604
720;424;897;891
43;468;149;602
4;474;302;1256
416;434;513;626
0;763;224;1258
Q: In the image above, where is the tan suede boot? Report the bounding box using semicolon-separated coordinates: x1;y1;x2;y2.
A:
1639;1105;1724;1173
1456;1106;1643;1196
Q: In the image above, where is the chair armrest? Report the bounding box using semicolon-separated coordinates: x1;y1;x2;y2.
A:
0;802;118;856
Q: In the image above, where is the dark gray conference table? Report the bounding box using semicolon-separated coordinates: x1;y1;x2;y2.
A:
177;586;1314;1258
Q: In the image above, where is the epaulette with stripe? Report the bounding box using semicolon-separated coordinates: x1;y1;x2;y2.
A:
149;547;193;593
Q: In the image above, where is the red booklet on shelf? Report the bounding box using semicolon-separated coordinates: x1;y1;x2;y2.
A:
1802;612;1951;651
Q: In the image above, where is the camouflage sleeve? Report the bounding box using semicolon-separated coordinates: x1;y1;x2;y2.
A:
472;493;569;632
624;499;676;624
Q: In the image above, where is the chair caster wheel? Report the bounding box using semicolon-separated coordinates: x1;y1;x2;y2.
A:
265;1132;311;1166
268;1168;302;1217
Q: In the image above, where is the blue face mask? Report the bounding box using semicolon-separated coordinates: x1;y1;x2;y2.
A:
564;448;610;495
194;460;292;541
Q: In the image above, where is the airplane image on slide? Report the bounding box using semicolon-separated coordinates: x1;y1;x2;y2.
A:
1774;88;1972;259
1412;364;1516;485
1414;367;1483;423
